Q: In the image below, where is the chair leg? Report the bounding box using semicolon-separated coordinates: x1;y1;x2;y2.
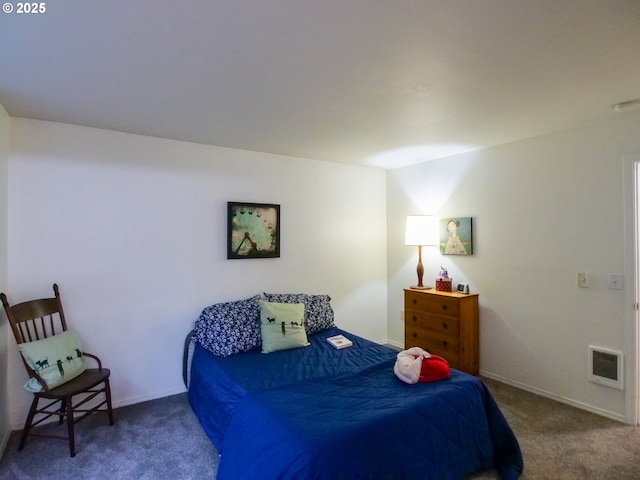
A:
58;398;67;425
18;395;40;451
65;397;76;457
105;379;115;426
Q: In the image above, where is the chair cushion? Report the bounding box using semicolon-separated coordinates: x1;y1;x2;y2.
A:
18;329;87;392
259;300;310;353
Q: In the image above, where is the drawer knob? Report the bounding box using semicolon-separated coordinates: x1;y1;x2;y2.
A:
412;299;417;305
412;332;417;338
442;340;448;347
441;322;448;329
441;304;448;311
412;316;418;322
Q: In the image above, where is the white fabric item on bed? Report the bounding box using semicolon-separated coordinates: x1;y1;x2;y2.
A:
393;346;431;384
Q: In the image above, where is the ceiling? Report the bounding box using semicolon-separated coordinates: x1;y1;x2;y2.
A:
1;1;639;169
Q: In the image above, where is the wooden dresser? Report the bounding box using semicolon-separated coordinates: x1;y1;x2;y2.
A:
404;289;479;375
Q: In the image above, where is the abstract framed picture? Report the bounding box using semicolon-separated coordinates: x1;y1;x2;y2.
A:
440;217;473;255
227;202;280;259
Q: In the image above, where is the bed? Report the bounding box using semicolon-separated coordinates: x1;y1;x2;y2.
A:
185;294;523;480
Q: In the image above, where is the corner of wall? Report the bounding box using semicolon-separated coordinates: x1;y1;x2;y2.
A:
0;101;11;455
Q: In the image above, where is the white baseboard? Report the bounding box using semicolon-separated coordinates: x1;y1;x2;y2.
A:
480;370;628;424
382;339;403;349
111;386;188;410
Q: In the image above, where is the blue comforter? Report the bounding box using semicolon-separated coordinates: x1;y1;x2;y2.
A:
189;327;523;479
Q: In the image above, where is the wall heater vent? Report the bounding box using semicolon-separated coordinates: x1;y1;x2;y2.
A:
589;346;623;390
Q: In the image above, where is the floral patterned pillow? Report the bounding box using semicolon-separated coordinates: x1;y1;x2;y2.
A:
195;295;261;357
262;293;335;335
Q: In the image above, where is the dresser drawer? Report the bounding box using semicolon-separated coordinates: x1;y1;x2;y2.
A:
405;290;460;316
404;328;460;366
405;327;459;353
405;311;460;337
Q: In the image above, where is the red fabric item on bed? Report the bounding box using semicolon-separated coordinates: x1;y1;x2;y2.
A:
418;354;451;383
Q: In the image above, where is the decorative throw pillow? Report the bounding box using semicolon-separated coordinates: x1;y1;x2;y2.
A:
195;295;261;357
18;329;87;392
262;293;335;335
259;300;310;354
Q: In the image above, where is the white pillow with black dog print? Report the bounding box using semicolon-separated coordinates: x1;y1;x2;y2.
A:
18;329;87;392
259;300;310;354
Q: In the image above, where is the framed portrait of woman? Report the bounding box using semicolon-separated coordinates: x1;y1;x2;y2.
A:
440;217;473;255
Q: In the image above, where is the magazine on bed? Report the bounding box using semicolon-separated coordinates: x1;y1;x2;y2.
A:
326;334;353;349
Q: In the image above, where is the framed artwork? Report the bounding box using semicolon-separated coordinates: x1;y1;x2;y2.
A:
440;217;473;255
227;202;280;259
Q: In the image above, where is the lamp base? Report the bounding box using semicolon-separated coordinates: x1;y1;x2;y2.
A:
409;285;432;290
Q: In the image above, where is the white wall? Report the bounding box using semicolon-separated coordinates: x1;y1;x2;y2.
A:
0;104;10;451
387;111;640;422
6;118;388;428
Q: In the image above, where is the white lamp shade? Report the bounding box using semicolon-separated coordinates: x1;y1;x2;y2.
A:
404;215;438;246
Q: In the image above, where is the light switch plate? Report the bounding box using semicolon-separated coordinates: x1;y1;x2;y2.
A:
577;272;588;288
609;273;623;290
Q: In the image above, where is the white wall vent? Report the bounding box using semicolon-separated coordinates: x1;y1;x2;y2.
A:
589;346;623;390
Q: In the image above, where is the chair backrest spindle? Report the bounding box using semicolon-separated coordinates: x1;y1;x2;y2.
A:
37;316;45;339
1;284;68;346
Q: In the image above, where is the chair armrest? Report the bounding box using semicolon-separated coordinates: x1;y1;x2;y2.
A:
20;354;50;392
28;369;49;392
82;352;103;370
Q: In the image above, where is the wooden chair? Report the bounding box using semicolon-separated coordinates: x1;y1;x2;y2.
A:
1;284;114;457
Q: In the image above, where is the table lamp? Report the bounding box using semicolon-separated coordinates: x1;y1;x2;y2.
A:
404;215;438;289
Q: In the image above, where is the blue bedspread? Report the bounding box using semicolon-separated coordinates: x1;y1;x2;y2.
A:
189;327;523;479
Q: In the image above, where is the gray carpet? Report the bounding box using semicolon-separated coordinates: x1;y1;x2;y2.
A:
471;378;640;480
0;394;218;479
1;378;639;479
